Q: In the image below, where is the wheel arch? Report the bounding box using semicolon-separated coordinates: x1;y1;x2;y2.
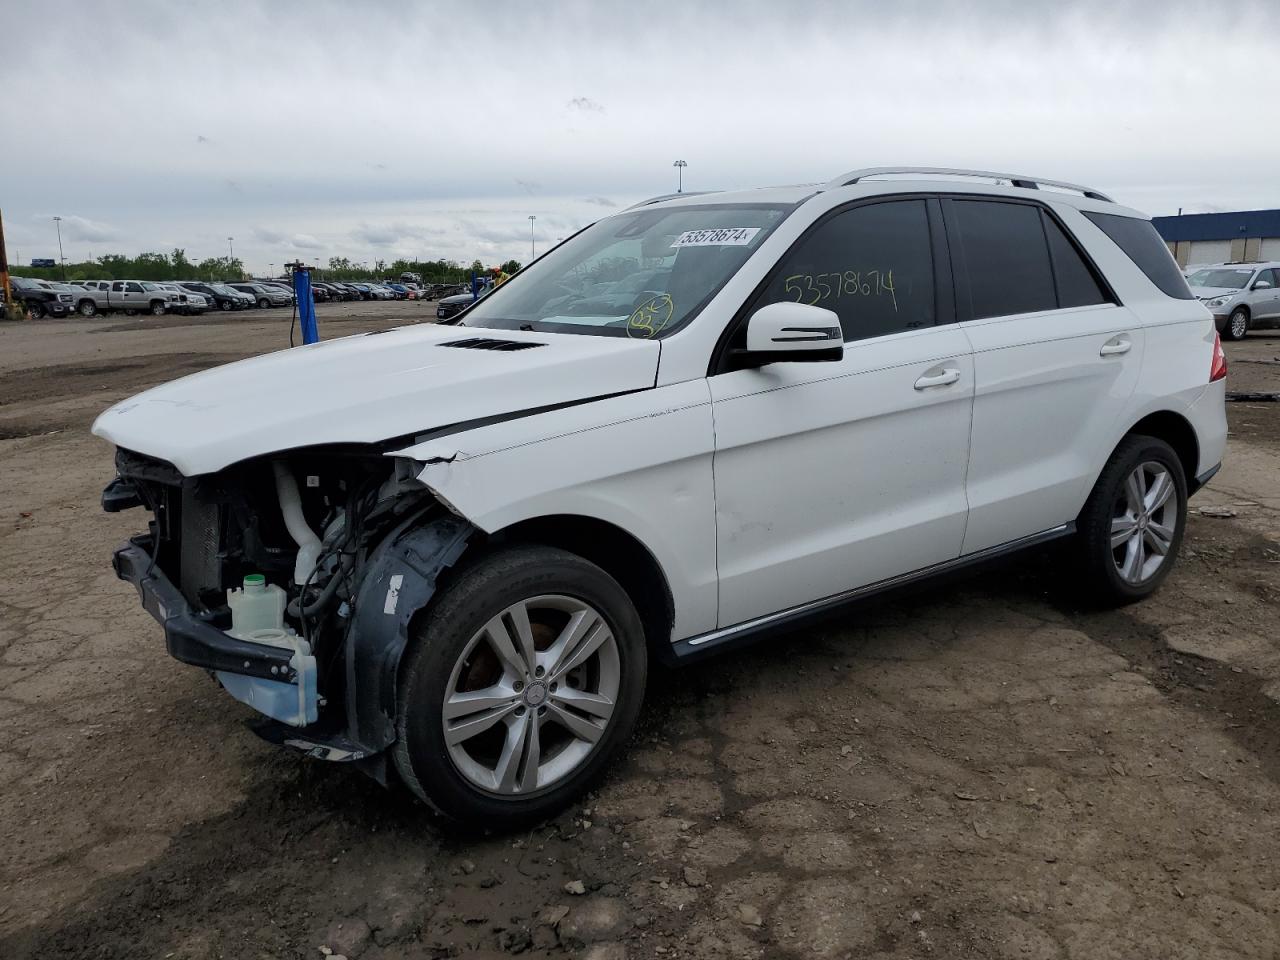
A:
486;513;676;662
1117;410;1200;491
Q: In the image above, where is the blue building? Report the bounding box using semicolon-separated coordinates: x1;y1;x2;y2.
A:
1152;209;1280;268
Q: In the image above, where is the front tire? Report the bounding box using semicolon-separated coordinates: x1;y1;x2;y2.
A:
219;300;232;312
394;545;647;827
150;301;166;316
1224;307;1249;341
1073;435;1186;605
258;298;269;309
78;300;97;317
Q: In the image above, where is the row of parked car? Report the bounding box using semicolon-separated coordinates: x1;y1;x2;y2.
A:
5;276;467;318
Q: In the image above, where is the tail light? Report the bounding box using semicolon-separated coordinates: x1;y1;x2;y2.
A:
1209;331;1227;383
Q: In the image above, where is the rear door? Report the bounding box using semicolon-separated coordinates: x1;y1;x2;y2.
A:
944;197;1142;554
710;197;974;627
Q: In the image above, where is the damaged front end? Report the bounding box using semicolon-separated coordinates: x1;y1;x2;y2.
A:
104;446;473;774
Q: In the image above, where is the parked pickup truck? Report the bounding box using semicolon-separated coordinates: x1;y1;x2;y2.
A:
8;277;73;318
72;280;184;317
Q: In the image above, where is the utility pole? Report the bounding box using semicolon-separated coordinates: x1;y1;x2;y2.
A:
53;216;66;279
528;215;536;262
673;159;687;194
0;208;12;315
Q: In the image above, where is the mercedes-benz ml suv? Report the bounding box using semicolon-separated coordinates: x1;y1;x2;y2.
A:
94;167;1227;825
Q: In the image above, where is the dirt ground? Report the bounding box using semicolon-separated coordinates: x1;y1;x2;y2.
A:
1;303;1279;960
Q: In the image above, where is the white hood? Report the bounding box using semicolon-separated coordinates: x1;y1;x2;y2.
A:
92;325;660;475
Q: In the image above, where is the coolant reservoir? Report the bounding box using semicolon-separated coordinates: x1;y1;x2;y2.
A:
227;573;287;635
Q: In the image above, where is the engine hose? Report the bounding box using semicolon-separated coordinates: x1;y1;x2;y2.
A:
288;555;353;619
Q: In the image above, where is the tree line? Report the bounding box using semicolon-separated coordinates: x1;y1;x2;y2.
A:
10;249;523;283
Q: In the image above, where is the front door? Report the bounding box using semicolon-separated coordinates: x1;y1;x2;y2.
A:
1251;268;1280;320
710;198;974;628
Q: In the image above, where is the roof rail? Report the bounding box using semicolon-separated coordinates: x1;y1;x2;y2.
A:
625;190;717;210
824;167;1113;203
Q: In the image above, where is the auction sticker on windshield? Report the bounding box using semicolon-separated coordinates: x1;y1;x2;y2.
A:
671;227;761;248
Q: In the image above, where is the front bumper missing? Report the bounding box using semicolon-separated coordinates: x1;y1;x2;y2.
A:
114;536;297;681
113;536;317;725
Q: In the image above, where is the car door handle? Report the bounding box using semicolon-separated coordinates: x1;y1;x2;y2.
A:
914;367;960;390
1100;335;1132;356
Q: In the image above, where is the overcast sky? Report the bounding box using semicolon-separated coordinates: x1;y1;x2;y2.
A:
4;0;1279;274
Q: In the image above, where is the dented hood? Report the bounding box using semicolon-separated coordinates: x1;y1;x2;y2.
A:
92;324;660;476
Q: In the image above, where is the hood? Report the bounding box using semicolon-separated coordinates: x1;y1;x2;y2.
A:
1189;285;1243;300
92;324;660;476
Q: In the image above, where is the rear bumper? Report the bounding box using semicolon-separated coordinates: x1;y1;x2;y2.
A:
113;536;296;682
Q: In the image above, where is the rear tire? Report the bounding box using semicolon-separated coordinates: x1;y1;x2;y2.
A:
1224;307;1249;341
258;298;269;309
1072;434;1186;605
394;545;647;827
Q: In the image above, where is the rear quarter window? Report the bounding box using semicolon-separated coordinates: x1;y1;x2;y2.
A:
1083;211;1194;300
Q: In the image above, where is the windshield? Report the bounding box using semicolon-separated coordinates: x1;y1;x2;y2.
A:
212;284;239;295
461;203;791;338
1187;268;1254;289
141;282;163;291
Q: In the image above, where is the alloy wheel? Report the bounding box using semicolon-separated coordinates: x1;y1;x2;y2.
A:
441;595;619;796
1230;310;1248;339
1110;461;1178;584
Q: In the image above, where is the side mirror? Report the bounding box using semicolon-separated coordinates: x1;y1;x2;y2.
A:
1253;280;1272;290
734;301;843;367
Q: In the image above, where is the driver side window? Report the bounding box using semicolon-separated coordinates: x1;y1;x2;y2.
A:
752;200;936;343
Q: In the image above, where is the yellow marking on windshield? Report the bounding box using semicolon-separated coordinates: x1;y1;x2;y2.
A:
626;294;675;339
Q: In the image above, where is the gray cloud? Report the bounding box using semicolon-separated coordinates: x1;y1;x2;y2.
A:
41;214;121;243
2;0;1278;272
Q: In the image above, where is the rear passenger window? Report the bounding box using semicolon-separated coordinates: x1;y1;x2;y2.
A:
1042;214;1110;308
754;199;935;342
951;200;1056;319
1084;211;1194;300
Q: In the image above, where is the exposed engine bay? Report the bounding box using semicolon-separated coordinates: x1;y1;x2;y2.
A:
105;446;473;772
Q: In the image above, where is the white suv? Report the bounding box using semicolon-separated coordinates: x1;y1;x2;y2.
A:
93;167;1228;824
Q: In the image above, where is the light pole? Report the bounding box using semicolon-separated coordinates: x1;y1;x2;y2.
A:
269;262;274;277
227;236;234;262
52;216;65;279
528;215;536;262
673;160;687;194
